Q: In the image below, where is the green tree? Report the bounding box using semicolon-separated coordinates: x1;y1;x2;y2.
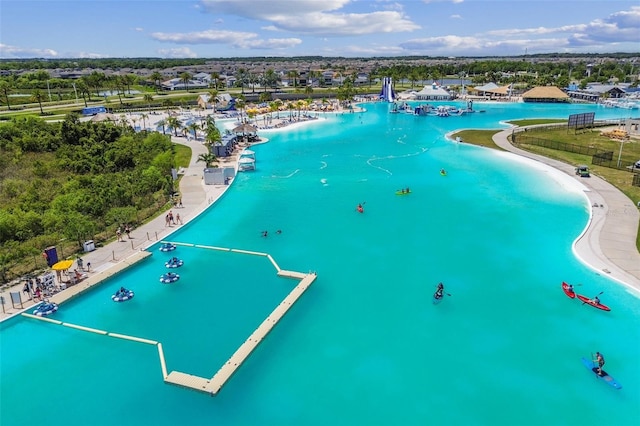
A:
31;89;46;114
150;71;163;92
179;72;192;92
0;80;13;111
166;116;182;137
143;93;154;109
197;153;218;168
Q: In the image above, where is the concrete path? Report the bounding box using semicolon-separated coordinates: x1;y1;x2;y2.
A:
0;135;243;320
492;128;640;292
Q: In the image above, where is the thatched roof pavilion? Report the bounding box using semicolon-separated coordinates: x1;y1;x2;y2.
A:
522;86;570;103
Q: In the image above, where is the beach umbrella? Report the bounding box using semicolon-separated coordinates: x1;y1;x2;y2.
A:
51;259;74;271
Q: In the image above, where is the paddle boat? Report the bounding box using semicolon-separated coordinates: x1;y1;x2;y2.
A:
396;188;411;196
160;272;180;284
561;281;576;298
112;287;134;302
440;169;447;176
33;299;58;316
159;243;177;252
576;294;610;311
165;257;184;268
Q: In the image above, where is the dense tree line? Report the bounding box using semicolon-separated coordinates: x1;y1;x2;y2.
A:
0;115;175;281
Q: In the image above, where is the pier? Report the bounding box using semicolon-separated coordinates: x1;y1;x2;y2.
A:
22;244;316;396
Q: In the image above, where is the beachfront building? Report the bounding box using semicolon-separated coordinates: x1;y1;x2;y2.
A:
522;86;570;103
161;78;209;91
414;83;453;101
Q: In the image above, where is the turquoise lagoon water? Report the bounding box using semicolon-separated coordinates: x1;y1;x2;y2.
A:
1;102;639;426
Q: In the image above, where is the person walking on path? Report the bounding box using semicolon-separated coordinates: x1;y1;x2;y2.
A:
116;227;123;242
125;225;131;239
176;213;182;225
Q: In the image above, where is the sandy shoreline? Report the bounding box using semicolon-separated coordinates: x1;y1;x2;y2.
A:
2;103;639;320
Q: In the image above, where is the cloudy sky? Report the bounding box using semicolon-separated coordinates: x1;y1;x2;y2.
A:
0;0;638;59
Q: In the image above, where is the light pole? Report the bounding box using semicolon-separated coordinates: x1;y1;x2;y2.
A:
617;138;626;168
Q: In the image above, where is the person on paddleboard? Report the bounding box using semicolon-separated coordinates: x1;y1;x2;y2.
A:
595;352;605;375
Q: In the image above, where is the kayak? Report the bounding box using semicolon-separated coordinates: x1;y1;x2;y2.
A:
576;294;611;311
561;282;576;298
581;357;622;389
433;292;443;304
395;190;411;195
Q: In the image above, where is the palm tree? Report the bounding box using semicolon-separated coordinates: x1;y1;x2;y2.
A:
0;80;13;110
150;71;163;93
87;71;106;98
210;72;220;89
166;116;182;137
208;89;218;112
235;95;246;122
120;74;135;95
236;68;248;94
31;89;46;114
264;68;279;92
295;100;305;120
287;70;299;89
76;79;90;107
143;93;154;109
205;125;222;149
157;119;166;135
258;91;271;104
179;72;192;92
109;76;124;105
140;113;149;130
197;153;218;168
187;122;200;140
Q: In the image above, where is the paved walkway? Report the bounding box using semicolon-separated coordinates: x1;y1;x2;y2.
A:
492;128;640;292
0;135;246;320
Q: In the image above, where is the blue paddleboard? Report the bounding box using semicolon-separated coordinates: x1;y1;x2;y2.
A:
581;357;622;389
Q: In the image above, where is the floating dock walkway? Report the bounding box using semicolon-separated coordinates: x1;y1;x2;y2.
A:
23;244;316;396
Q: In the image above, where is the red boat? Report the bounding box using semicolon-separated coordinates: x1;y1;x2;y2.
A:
561;282;576;298
576;294;611;311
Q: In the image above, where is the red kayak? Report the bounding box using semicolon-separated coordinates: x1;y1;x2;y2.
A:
576;294;611;311
561;282;576;298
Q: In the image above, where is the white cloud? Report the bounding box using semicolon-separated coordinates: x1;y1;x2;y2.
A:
151;29;302;50
0;43;58;58
199;0;420;36
75;51;109;59
450;14;462;20
157;47;199;58
397;6;640;56
134;27;144;32
484;7;640;46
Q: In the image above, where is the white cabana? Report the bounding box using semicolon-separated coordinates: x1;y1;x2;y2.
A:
238;157;256;171
240;149;255;160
